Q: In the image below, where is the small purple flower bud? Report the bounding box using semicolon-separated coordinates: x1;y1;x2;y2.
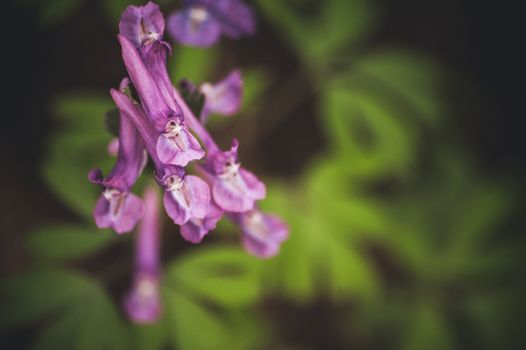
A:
180;203;223;243
236;209;289;258
156;166;211;225
205;139;265;212
200;70;243;123
167;0;255;47
89;104;147;234
124;186;162;324
119;1;165;48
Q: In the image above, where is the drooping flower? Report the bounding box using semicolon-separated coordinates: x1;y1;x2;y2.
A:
200;70;243;123
111;89;212;226
203;139;265;212
167;0;255;47
235;209;289;258
118;34;204;166
180;203;223;243
88;94;147;234
124;186;162;323
156;165;211;225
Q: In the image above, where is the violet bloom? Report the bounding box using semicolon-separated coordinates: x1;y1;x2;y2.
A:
236;209;289;258
110;89;211;226
204;139;265;212
118;7;205;167
200;70;243;123
167;0;255;47
180;203;223;243
88;102;147;234
156;165;211;225
124;186;162;323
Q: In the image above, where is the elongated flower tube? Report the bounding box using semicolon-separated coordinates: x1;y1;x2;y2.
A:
110;89;211;225
124;186;162;324
203;139;265;212
200;70;243;123
118;34;204;167
234;209;289;258
88;95;147;234
167;0;255;47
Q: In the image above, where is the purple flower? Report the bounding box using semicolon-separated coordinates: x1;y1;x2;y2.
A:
204;139;265;212
124;186;162;323
167;0;255;47
111;89;212;226
236;210;289;258
119;1;165;48
200;70;243;123
156;166;211;225
88;99;147;234
118;34;205;166
180;203;223;243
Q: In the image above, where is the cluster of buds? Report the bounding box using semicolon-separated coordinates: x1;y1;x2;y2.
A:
88;2;288;323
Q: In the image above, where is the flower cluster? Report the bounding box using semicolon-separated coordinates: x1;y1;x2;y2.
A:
89;2;288;322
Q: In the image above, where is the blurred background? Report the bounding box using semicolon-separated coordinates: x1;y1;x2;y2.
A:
1;0;525;349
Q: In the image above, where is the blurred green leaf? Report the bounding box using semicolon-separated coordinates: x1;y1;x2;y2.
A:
170;46;219;84
25;224;113;261
0;269;98;331
402;302;455;350
31;275;128;350
167;247;262;308
165;289;263;350
43;93;114;219
130;322;165;350
323;85;415;178
354;51;443;123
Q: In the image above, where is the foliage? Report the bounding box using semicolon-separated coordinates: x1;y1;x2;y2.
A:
3;0;524;349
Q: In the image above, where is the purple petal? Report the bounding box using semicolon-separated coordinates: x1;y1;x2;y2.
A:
214;0;256;39
119;2;165;48
124;272;161;324
200;70;243;120
239;211;289;258
118;34;175;131
163;175;211;225
156;127;205;166
212;168;265;212
185;175;212;219
180;204;223;243
167;8;221;47
93;192;144;234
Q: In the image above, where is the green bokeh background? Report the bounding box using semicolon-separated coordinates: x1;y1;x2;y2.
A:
1;0;524;349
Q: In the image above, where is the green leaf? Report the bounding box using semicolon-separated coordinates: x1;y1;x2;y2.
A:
164;289;264;350
402;302;456;350
354;51;444;123
323;85;415;178
43;93;114;218
25;224;114;261
0;269;98;331
167;247;262;308
170;46;219;84
32;276;128;350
